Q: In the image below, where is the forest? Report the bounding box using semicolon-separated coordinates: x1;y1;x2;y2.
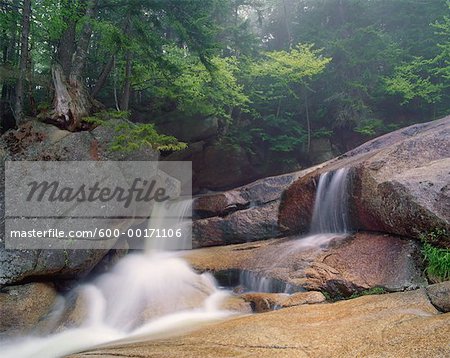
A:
1;2;450;357
1;0;450;177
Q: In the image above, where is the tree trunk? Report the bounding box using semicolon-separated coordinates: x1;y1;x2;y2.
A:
112;56;120;111
14;0;31;125
282;0;292;50
27;49;36;116
57;20;76;77
70;1;95;82
47;64;93;130
120;52;132;111
91;54;115;98
304;89;311;153
47;0;98;131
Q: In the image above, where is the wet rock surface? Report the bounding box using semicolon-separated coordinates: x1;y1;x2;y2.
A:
426;280;450;312
0;282;58;338
70;289;450;358
192;170;315;247
279;115;450;246
0;120;158;286
186;232;426;297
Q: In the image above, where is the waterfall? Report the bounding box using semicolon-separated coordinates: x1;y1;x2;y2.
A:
2;200;232;358
145;198;193;251
234;168;351;292
310;168;350;234
291;168;350;250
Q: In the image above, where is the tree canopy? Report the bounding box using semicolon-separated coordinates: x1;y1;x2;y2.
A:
1;0;449;163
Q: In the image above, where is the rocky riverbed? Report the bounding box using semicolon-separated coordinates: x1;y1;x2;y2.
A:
69;286;450;358
0;116;449;357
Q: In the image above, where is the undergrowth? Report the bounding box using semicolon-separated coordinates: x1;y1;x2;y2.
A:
420;228;450;282
84;110;187;152
421;228;450;282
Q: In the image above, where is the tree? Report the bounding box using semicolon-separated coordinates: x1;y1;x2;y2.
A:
38;0;227;130
384;1;450;119
14;0;31;125
249;44;331;152
46;0;98;131
1;0;21;130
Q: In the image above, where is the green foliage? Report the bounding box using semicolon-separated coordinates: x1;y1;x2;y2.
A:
433;1;450;82
84;110;187;152
312;128;333;139
422;243;450;282
420;229;450;282
232;44;330;156
171;55;250;120
84;110;130;123
254;44;332;85
250;114;307;152
348;287;387;300
384;59;442;105
383;1;450;117
4;0;450;166
111;122;187;152
134;46;249;120
354;118;385;136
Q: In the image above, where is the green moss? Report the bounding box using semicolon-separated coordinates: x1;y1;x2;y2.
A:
63;249;70;267
321;291;332;301
322;287;386;302
348;287;387;300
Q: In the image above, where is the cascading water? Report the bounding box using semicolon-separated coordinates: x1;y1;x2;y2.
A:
234;168;349;293
237;168;351;291
310;168;350;234
2;199;232;358
145;198;193;252
293;167;350;249
2;167;353;356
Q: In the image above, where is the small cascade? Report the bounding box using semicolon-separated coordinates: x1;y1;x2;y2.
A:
215;269;303;294
239;270;285;293
310;168;350;234
238;270;303;294
145;198;193;251
2;198;231;358
290;167;350;250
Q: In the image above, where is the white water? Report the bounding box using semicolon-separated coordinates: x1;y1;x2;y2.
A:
310;168;350;234
238;168;351;292
293;168;350;249
3;168;352;357
146;198;193;251
238;270;299;293
2;200;233;358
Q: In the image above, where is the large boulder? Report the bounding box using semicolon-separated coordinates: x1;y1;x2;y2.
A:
279;116;450;246
426;280;450;312
0;249;110;286
186;232;426;297
192;171;305;247
0;120;158;286
0;282;58;338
